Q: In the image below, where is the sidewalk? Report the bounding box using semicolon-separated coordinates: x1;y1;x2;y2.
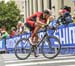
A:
0;54;5;66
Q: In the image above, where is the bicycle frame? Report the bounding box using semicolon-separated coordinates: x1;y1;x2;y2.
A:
28;26;55;46
14;25;61;60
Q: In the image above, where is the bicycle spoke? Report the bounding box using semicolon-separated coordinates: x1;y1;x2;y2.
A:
42;36;61;59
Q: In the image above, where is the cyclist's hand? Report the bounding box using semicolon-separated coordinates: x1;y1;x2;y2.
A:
38;21;45;25
35;22;38;26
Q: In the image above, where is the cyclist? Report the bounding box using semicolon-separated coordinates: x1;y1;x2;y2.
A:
25;9;52;45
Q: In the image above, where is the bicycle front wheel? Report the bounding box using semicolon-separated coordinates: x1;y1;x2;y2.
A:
42;36;61;59
14;38;32;60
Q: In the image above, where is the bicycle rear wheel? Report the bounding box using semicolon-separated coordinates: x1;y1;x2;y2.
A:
42;36;61;59
14;38;31;60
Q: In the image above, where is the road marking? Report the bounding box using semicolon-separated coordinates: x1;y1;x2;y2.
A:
4;58;47;63
61;65;75;66
5;59;75;66
4;55;75;63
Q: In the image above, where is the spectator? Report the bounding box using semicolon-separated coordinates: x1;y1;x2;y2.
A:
56;9;64;25
0;28;2;36
49;16;57;30
63;6;73;24
10;27;16;38
57;7;73;25
16;21;24;35
0;26;9;39
63;6;71;13
73;12;75;23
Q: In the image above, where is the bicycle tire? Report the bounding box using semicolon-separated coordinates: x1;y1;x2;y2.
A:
41;36;61;59
14;38;32;60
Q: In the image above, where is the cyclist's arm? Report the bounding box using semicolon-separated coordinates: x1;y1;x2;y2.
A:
45;16;54;26
36;13;46;25
36;17;45;25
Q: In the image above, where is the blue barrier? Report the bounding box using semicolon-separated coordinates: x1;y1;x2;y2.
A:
54;23;75;46
0;39;5;50
0;23;75;54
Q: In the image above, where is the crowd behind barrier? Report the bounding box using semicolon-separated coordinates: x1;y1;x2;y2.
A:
0;23;75;54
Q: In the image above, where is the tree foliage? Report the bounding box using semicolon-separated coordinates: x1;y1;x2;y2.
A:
0;1;21;31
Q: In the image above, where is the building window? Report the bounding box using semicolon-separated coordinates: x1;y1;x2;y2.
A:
61;0;64;8
41;0;44;11
36;0;38;11
32;0;33;14
25;0;27;18
22;6;24;9
49;0;51;9
28;0;30;16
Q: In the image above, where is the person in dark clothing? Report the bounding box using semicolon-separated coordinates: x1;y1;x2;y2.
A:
63;6;73;24
56;9;64;25
57;6;73;25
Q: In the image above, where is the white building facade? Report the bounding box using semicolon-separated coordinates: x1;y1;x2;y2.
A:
1;0;74;22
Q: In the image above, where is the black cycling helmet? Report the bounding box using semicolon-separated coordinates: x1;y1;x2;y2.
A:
43;9;52;15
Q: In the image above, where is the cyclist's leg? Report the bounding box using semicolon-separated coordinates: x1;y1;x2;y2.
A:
33;35;38;43
31;24;41;43
25;22;35;31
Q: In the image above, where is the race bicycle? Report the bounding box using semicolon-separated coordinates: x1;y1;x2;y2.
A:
14;25;61;60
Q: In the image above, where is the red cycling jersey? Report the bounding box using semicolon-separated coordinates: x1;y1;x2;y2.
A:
26;12;47;27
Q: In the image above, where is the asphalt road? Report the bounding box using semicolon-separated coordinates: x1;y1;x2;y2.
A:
0;54;75;66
